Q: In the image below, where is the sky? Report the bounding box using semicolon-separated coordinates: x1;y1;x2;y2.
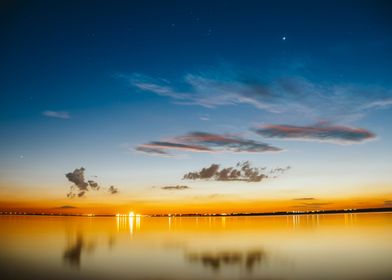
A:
0;0;392;214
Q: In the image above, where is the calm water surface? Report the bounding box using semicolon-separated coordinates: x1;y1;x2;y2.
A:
1;213;391;280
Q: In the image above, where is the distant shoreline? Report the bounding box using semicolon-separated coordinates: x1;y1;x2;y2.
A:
1;207;392;218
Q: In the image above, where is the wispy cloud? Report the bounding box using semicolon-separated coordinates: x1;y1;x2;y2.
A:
199;114;210;121
135;146;173;156
124;71;392;121
42;110;70;119
183;161;290;182
161;185;190;190
253;123;375;144
136;132;281;156
292;197;316;201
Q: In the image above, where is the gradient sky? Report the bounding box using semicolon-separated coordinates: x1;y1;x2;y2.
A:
1;0;392;214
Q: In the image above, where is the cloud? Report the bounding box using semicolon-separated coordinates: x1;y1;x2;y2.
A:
183;161;290;182
124;71;392;121
199;114;210;121
136;132;281;156
135;146;171;156
141;141;212;152
108;186;118;194
253;123;375;144
42;110;70;119
161;185;190;190
66;168;89;195
65;167;118;197
87;180;100;190
57;205;77;209
292;197;315;201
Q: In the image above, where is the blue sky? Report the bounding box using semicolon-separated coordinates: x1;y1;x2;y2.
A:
0;0;391;212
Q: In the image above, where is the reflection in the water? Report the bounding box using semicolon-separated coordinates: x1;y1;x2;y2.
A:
63;234;84;267
116;215;143;237
187;249;266;272
63;233;96;268
1;213;391;280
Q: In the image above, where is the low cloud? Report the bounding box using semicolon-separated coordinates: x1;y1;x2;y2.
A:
161;185;190;190
183;161;290;182
65;167;118;198
136;132;281;156
66;168;89;196
292;197;315;201
88;180;100;190
42;110;70;119
253;123;375;144
57;205;77;209
108;186;119;194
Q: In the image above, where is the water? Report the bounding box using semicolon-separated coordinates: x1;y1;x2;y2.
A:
1;213;391;280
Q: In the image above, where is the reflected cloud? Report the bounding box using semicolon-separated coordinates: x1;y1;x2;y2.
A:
186;249;266;272
63;233;96;268
63;235;85;268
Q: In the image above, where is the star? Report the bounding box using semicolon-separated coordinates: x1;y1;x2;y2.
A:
282;36;286;41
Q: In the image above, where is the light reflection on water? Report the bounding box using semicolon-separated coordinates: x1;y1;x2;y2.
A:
0;213;392;279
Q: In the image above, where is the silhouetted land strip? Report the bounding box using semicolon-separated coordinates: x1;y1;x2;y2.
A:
1;207;392;217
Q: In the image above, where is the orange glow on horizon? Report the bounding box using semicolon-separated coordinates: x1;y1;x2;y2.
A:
1;193;391;216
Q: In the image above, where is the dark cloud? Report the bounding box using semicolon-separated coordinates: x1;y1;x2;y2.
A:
161;185;190;190
65;167;118;197
66;168;89;192
77;191;86;197
135;146;171;156
125;71;392;121
183;161;290;182
88;180;100;190
136;132;281;156
292;197;315;201
56;205;77;209
253;123;375;144
141;141;212;152
108;186;118;194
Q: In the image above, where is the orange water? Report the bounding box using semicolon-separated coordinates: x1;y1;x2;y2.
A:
1;213;391;279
